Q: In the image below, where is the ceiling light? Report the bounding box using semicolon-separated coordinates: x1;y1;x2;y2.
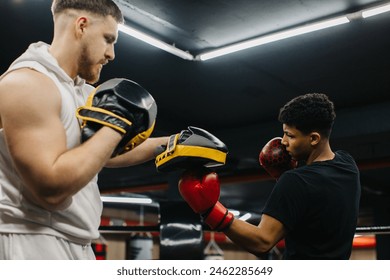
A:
362;3;390;18
118;2;387;61
101;196;153;204
197;16;350;61
118;24;194;60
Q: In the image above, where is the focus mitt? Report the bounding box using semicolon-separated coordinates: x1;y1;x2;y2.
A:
155;126;228;172
76;78;157;156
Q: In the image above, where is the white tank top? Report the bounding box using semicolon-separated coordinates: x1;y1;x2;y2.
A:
0;42;102;244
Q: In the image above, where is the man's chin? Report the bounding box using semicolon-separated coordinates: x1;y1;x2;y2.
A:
87;78;99;84
83;73;100;84
78;65;101;83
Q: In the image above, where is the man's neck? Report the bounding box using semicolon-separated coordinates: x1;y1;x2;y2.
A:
307;141;335;164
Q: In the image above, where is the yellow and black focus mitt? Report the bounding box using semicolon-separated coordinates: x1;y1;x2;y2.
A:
155;126;228;172
76;78;157;156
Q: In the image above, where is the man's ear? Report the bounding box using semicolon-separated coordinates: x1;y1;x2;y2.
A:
75;16;88;38
310;132;321;146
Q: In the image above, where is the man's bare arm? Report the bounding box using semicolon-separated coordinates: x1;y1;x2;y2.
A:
0;69;122;209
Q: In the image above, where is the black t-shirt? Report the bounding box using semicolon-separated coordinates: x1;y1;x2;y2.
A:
262;151;361;259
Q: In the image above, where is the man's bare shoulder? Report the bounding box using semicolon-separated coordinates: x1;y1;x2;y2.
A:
1;68;57;91
0;68;61;126
0;68;61;103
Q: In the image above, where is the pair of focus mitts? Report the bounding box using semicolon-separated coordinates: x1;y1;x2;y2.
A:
76;78;157;156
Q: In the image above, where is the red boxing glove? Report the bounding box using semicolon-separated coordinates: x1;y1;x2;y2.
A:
178;168;234;231
259;137;297;180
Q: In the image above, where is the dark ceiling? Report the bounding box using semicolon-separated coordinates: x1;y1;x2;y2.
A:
1;0;390;231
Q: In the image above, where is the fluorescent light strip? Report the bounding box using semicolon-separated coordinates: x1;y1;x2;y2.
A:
101;196;153;204
197;16;349;61
362;3;390;18
118;24;194;60
118;2;389;61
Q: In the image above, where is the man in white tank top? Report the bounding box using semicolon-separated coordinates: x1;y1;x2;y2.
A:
0;0;168;259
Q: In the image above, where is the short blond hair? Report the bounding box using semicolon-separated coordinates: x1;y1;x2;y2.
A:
51;0;123;23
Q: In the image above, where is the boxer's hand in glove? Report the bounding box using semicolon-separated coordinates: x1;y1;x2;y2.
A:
179;168;234;231
259;137;297;180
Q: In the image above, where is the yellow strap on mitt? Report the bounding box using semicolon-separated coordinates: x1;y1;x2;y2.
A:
76;78;157;156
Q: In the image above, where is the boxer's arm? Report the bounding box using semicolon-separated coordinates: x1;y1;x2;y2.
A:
105;136;169;168
0;69;121;210
224;214;286;257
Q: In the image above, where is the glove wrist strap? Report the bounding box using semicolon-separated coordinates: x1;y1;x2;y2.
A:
204;201;234;231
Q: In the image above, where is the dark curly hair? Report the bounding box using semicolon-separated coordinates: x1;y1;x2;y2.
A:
51;0;124;23
278;93;336;138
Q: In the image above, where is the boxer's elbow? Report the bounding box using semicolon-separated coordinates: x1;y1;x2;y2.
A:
23;172;86;211
28;182;73;211
250;238;276;257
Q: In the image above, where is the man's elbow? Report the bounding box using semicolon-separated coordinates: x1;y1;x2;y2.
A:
29;187;72;211
251;241;275;257
24;177;76;211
